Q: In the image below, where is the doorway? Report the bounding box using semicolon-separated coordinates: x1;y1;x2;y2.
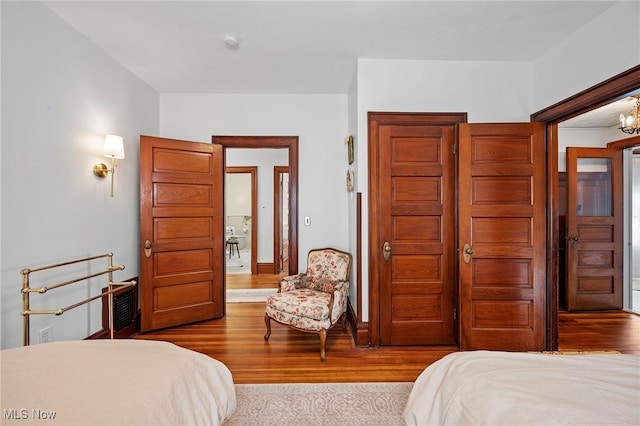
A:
225;166;258;276
531;64;640;350
213;135;299;297
607;137;640;313
630;149;640;313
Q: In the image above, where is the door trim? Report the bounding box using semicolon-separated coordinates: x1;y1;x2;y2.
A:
225;166;258;275
213;135;299;275
531;64;640;350
607;135;640;150
274;166;289;274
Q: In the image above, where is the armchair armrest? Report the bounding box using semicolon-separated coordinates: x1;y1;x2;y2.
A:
332;280;348;293
328;280;350;324
279;273;304;292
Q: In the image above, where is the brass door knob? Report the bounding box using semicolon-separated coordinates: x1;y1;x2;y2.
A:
383;242;391;261
463;243;473;264
144;240;152;258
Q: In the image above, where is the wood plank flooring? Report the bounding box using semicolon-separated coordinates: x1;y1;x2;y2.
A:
135;274;640;384
558;310;640;354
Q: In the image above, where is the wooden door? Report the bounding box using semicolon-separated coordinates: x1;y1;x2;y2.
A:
372;113;460;346
140;136;224;332
458;123;546;351
565;147;622;311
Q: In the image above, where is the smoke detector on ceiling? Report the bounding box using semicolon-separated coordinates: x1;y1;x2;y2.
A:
224;35;239;50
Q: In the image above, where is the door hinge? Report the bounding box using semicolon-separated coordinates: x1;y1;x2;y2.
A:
453;143;457;155
453;308;457;320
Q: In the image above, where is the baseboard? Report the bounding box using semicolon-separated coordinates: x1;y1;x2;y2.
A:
257;263;275;274
347;299;369;347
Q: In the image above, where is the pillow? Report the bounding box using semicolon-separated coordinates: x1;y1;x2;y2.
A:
301;277;339;293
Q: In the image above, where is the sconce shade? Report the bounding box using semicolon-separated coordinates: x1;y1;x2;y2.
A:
94;134;124;197
103;134;125;159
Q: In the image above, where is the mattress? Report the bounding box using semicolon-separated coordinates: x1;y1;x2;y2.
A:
1;339;236;425
404;350;640;426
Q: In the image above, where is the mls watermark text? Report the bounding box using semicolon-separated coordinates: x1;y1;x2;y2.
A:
4;408;57;421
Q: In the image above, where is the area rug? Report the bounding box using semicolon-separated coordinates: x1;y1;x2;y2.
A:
224;382;413;425
226;288;277;303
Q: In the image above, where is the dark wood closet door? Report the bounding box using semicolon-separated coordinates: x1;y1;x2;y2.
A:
458;122;546;351
140;136;224;332
371;113;462;346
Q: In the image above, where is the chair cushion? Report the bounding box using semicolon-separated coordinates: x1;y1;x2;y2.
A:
265;306;330;331
265;289;332;330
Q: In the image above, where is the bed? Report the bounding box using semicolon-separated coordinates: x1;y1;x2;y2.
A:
404;350;640;426
1;339;236;425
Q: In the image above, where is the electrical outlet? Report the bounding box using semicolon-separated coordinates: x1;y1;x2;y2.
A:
39;326;53;344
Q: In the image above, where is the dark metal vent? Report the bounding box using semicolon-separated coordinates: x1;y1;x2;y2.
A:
113;290;135;332
101;278;138;338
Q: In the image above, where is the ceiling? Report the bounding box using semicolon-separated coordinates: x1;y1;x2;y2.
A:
42;1;632;128
561;95;639;128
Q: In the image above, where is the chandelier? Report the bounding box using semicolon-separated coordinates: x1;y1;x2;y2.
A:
619;96;640;135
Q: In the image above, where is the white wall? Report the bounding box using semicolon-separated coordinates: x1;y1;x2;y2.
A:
159;94;350;265
226;173;252;217
346;70;359;312
1;2;159;349
355;59;533;321
557;128;626;172
533;1;640;111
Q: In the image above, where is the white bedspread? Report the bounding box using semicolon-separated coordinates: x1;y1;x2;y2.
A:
1;339;236;425
404;350;640;426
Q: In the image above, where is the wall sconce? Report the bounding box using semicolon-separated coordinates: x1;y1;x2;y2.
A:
93;134;124;197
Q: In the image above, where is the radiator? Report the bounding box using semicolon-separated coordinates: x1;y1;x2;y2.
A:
101;278;139;338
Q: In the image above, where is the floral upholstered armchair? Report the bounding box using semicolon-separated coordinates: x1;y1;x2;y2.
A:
264;248;352;361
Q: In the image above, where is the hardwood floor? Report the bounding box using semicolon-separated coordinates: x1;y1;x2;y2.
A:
225;273;283;290
558;310;640;354
135;274;640;384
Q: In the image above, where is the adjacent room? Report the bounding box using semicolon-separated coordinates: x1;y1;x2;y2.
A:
2;1;639;424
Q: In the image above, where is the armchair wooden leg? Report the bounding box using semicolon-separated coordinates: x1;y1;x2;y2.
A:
319;329;327;361
264;314;272;341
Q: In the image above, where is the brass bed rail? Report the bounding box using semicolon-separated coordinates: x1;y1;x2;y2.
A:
21;252;136;346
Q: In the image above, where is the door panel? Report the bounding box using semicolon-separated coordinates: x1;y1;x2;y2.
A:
378;123;456;345
565;147;622;311
140;136;224;332
458;123;546;351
